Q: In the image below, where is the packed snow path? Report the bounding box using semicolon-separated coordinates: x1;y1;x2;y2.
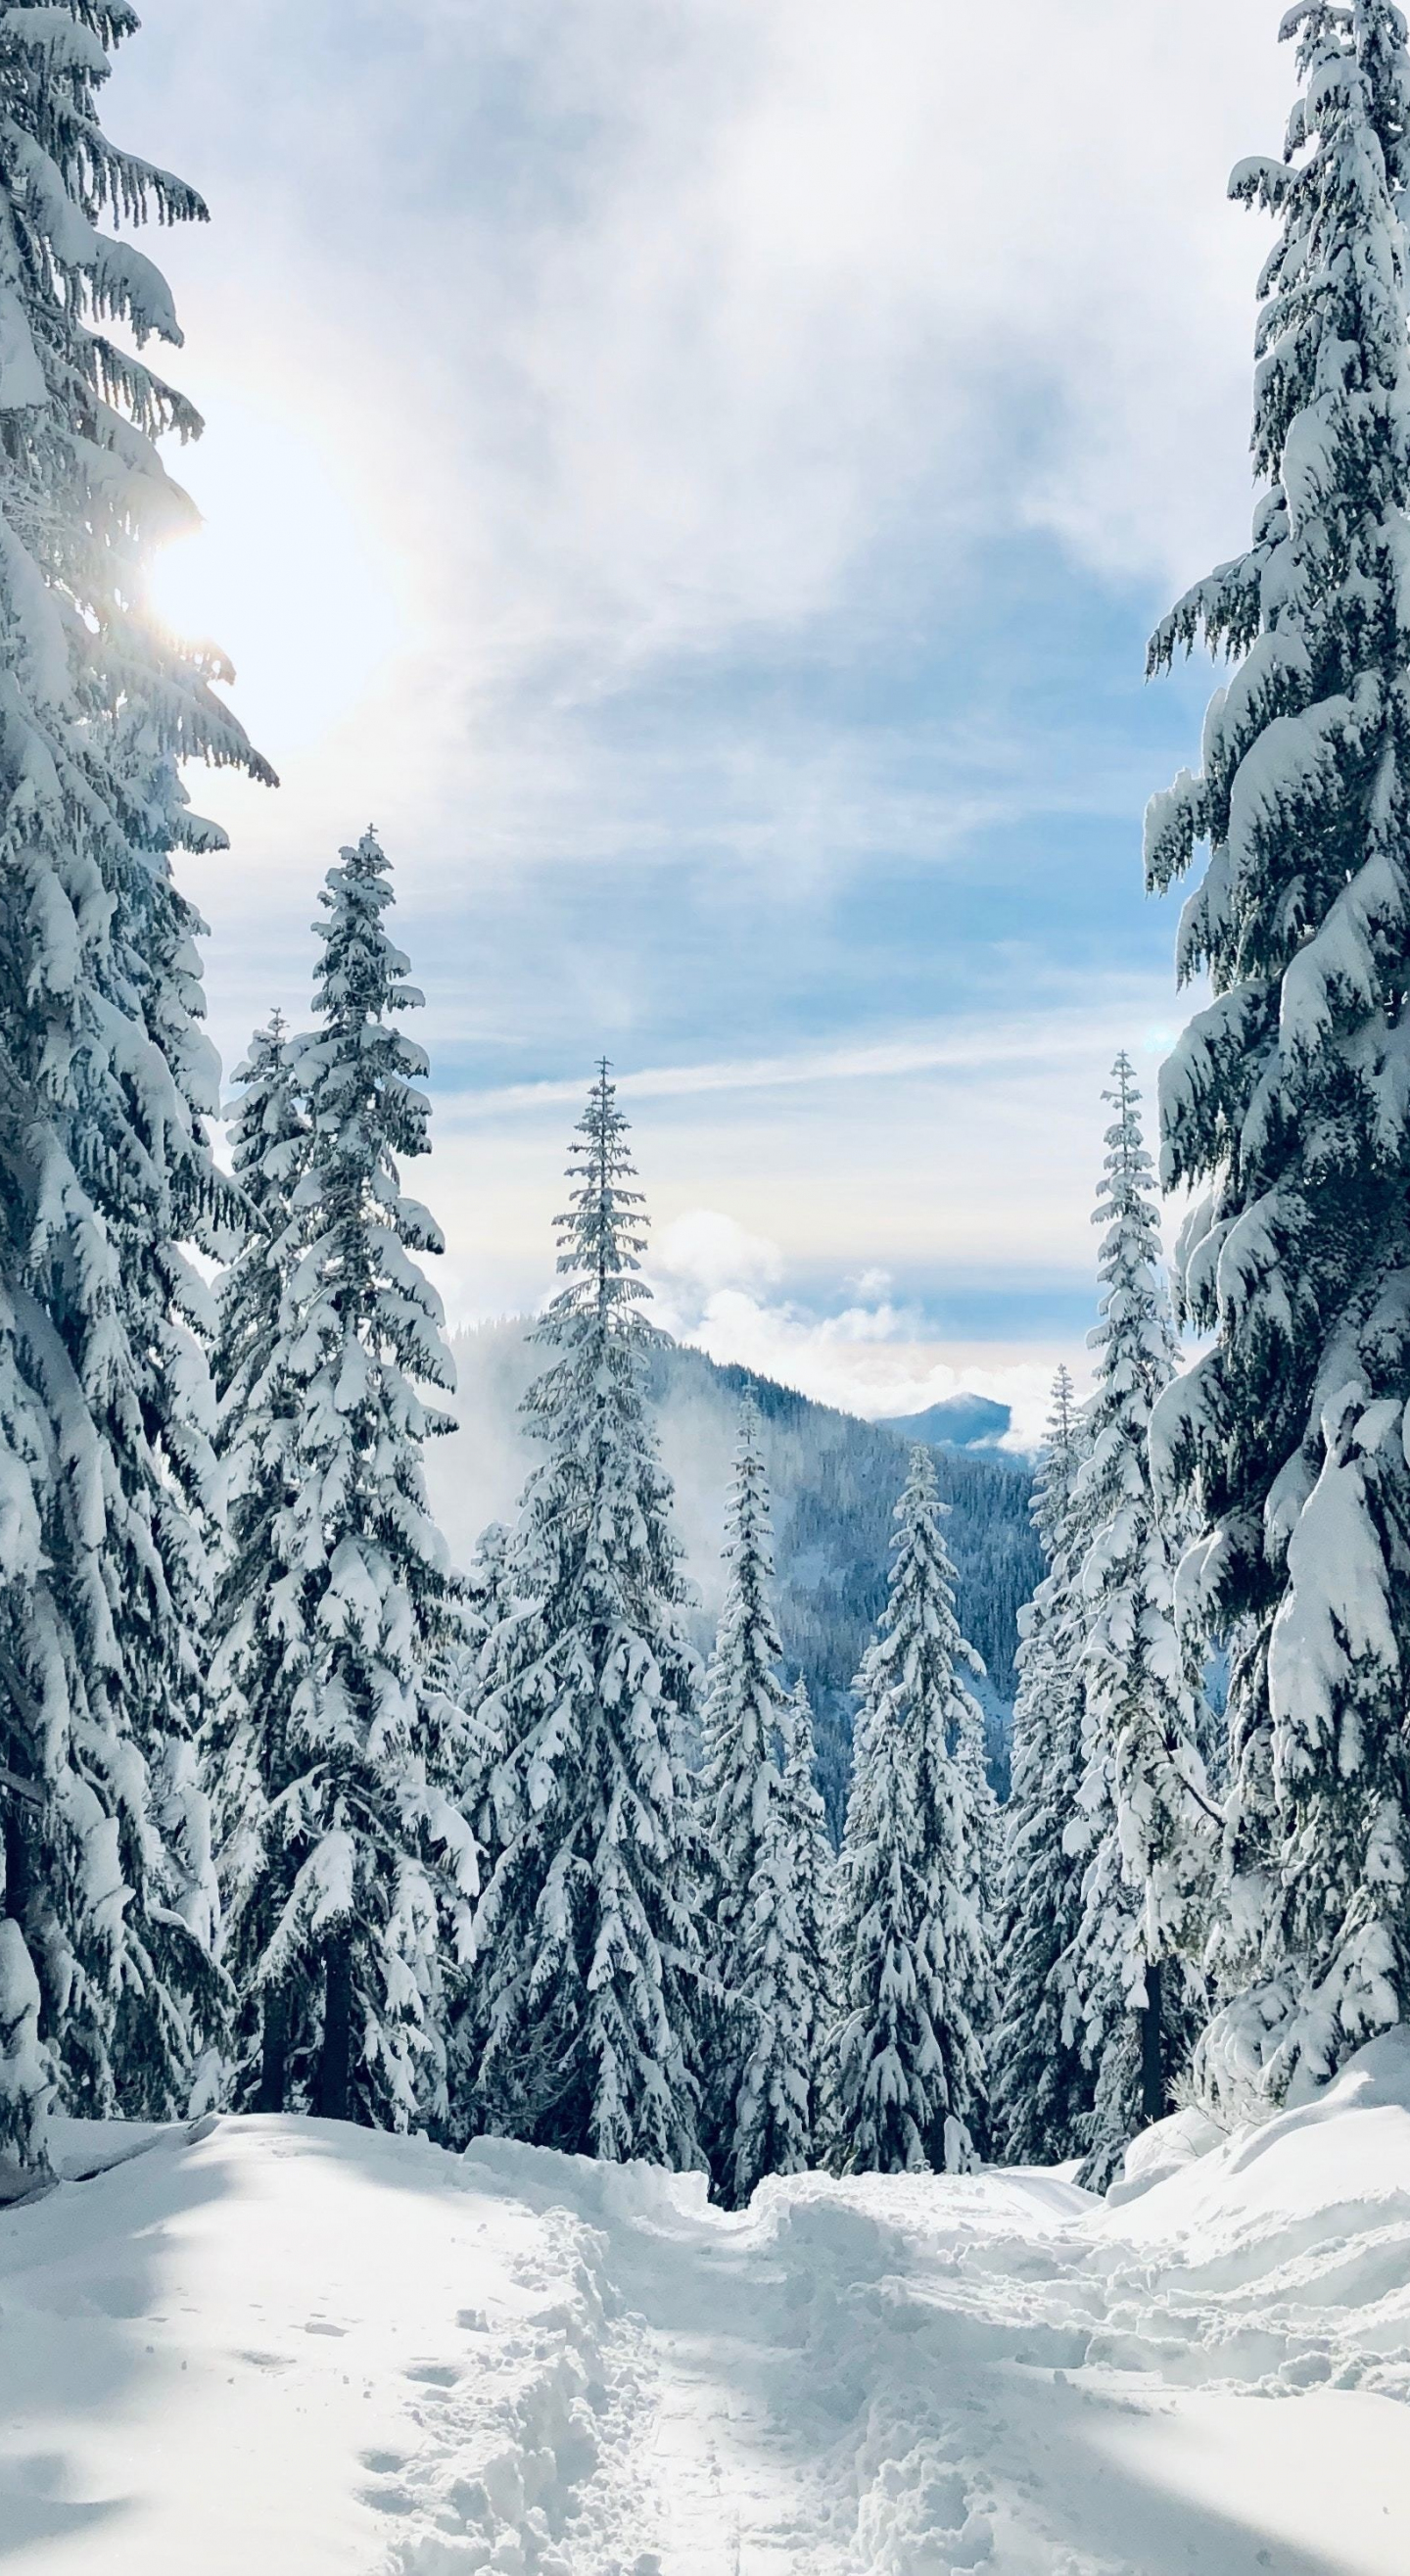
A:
3;2042;1410;2575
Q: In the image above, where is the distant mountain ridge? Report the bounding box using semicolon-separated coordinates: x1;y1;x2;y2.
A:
880;1394;1013;1451
429;1322;1042;1833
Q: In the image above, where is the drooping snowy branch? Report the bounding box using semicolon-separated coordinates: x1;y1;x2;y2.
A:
465;1067;703;2170
1147;2;1410;2114
829;1446;991;2175
0;1;274;2163
216;836;475;2132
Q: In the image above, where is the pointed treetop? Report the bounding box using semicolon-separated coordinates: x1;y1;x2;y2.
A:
1030;1364;1085;1561
1096;1053;1154;1204
545;1062;653;1328
311;829;424;1027
897;1438;944;1536
1047;1364;1079;1452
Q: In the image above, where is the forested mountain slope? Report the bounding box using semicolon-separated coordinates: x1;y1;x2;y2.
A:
430;1322;1040;1828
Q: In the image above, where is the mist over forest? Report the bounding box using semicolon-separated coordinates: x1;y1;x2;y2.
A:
431;1321;1041;1826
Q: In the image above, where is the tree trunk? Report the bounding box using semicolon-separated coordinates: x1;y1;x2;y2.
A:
255;1983;290;2114
1139;1958;1165;2125
316;1940;352;2121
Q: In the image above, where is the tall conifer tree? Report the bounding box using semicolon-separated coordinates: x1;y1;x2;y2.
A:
467;1068;703;2168
700;1393;819;2200
991;1369;1093;2166
1146;3;1410;2112
448;1521;516;1859
0;3;274;2161
208;1015;306;2108
829;1448;990;2174
225;835;476;2129
779;1673;835;2135
1060;1063;1212;2184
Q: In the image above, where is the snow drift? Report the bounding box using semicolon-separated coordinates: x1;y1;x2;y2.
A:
2;2036;1409;2573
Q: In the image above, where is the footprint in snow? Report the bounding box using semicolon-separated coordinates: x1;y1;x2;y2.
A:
404;2361;461;2388
358;2485;416;2516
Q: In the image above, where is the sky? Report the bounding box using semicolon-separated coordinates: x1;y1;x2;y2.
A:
107;0;1295;1446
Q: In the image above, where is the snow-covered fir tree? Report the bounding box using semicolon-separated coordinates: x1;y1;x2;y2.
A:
1060;1062;1212;2183
829;1447;990;2174
207;1015;307;2108
955;1691;1002;1987
466;1068;703;2168
778;1673;835;2131
991;1368;1094;2166
1145;3;1410;2115
447;1521;516;1859
224;835;476;2129
0;4;275;2164
699;1393;819;2202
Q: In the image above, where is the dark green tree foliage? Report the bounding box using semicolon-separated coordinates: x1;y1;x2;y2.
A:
447;1520;516;1864
0;2;273;2162
468;1070;703;2167
1060;1064;1211;2186
444;1326;1041;1841
223;835;476;2129
641;1352;1041;1835
991;1369;1092;2166
830;1449;990;2174
700;1393;820;2201
1146;2;1410;2114
779;1674;835;2145
208;1015;306;2107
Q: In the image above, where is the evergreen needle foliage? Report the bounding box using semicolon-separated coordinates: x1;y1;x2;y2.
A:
830;1447;991;2174
700;1393;825;2203
208;1014;307;2104
466;1067;703;2168
215;834;475;2131
1059;1061;1212;2186
992;1368;1093;2166
0;1;274;2162
1147;1;1410;2116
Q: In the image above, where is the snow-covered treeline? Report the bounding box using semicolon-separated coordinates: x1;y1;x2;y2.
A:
8;0;1410;2216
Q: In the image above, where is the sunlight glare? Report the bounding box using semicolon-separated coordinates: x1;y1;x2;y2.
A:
145;401;406;756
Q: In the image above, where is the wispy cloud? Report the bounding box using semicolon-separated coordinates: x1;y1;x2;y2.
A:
111;0;1250;1404
436;993;1183;1120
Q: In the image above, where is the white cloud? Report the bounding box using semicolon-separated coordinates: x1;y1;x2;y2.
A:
113;0;1287;880
653;1209;783;1296
107;0;1242;1413
647;1266;1078;1453
434;991;1184;1121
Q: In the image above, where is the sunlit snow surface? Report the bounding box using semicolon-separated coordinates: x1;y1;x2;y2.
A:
2;2038;1409;2572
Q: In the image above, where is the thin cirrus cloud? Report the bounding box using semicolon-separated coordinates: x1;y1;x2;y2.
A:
105;0;1278;1403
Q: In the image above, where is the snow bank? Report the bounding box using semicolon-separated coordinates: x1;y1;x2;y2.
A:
2;2046;1408;2572
1102;2029;1410;2251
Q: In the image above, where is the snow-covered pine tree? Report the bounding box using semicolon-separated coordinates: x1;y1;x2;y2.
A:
1145;3;1410;2115
779;1672;835;2134
234;835;476;2130
990;1368;1094;2167
447;1520;515;1858
699;1391;818;2201
0;4;276;2163
1060;1061;1213;2184
467;1067;703;2168
955;1691;1003;1991
207;1015;307;2109
829;1446;990;2174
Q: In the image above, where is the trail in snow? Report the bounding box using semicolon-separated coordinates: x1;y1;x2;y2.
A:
2;2038;1409;2575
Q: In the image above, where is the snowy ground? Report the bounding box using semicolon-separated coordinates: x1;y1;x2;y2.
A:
3;2042;1409;2575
